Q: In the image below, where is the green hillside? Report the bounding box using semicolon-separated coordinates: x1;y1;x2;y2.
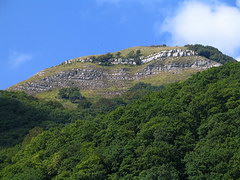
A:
1;62;240;179
0;91;77;148
35;68;198;105
10;45;235;101
0;83;162;148
10;46;188;88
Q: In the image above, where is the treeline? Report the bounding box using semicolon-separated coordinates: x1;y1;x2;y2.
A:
185;44;237;64
58;83;164;113
0;62;240;179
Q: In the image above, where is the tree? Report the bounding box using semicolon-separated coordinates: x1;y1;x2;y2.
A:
134;49;142;65
126;50;142;65
91;53;113;66
135;49;142;57
77;99;92;109
58;88;84;102
127;50;135;59
116;52;121;59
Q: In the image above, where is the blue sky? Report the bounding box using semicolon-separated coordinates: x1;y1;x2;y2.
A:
1;0;240;89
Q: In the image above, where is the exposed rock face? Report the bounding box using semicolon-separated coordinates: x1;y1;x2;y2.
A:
141;49;196;63
63;49;197;65
11;56;221;95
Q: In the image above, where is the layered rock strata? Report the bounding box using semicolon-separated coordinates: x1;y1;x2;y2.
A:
11;57;221;95
63;49;197;65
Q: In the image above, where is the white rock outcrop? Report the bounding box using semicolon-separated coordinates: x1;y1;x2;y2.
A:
141;49;196;64
62;49;197;65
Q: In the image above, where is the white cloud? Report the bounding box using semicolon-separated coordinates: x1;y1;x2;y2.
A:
160;0;240;56
8;51;33;68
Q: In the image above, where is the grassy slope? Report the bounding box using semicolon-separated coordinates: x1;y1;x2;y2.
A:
36;67;201;108
11;46;187;88
71;46;187;59
110;46;187;57
11;46;209;106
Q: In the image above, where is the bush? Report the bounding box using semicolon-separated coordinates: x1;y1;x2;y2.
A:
58;88;84;102
91;53;113;66
126;50;142;65
77;99;92;109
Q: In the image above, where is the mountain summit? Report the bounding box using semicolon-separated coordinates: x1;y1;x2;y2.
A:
9;45;235;97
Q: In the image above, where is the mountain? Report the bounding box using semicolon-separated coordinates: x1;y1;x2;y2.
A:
9;45;229;99
1;61;240;179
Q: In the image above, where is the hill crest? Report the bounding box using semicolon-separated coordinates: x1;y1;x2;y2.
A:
9;45;223;97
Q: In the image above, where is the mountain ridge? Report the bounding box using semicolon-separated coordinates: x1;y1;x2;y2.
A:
9;45;234;97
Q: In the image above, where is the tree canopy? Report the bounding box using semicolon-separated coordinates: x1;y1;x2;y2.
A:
185;44;237;64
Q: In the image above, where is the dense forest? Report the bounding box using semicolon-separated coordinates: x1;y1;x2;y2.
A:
0;83;161;148
0;91;77;148
1;62;240;179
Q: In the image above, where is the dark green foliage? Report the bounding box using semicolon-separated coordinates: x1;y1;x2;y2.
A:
129;82;164;91
91;97;126;114
186;44;237;64
124;82;164;102
1;62;240;179
134;49;142;65
150;44;167;47
116;51;122;59
0;91;75;148
126;50;135;59
58;87;84;102
126;50;142;65
90;50;143;66
77;98;92;109
59;88;126;112
91;53;113;66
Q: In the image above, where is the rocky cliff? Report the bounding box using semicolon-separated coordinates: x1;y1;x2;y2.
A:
63;49;197;65
10;46;221;96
